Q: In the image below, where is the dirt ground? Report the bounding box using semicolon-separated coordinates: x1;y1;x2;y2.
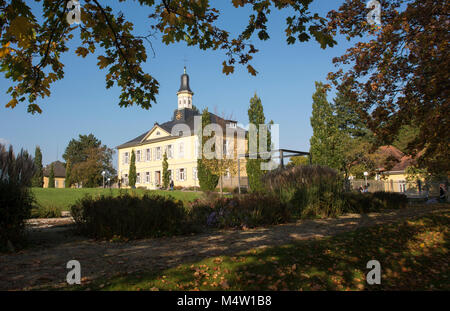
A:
0;204;448;290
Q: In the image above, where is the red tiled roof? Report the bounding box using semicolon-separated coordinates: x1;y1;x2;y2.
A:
376;145;418;173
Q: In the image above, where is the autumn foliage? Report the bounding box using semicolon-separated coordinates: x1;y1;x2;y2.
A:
325;0;449;175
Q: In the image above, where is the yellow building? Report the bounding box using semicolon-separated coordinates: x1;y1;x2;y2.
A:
116;68;248;189
43;161;66;188
373;145;414;192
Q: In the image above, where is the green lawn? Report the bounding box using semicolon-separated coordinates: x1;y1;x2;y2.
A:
32;188;202;211
70;211;449;291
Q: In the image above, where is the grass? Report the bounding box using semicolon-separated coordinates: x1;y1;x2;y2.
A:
32;187;202;211
69;211;449;291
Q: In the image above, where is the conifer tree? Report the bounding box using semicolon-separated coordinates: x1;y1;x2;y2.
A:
65;160;72;188
48;164;55;188
128;150;137;188
31;146;43;187
246;93;271;192
162;152;170;189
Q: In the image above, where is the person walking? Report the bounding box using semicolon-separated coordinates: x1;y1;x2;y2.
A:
170;179;174;191
440;184;447;203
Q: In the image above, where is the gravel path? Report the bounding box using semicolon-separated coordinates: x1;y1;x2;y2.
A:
1;204;448;290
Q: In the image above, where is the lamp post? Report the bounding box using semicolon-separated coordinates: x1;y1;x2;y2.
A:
364;171;368;186
101;171;106;188
107;177;111;188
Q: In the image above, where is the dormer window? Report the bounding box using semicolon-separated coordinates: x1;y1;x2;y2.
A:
227;122;237;128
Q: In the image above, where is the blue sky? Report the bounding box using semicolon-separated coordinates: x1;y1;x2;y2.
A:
0;0;354;167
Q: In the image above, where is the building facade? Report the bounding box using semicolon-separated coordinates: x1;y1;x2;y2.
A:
116;68;248;189
43;161;66;188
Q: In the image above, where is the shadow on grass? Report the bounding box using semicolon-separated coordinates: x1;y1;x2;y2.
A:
72;211;449;291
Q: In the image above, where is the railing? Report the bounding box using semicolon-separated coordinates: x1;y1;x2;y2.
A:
349;180;445;199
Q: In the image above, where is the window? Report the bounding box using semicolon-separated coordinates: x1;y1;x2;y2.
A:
137;172;141;184
400;181;407;193
124;152;129;164
179;168;185;181
55;180;59;187
156;131;160;136
146;148;151;161
146;172;150;183
179;142;184;158
156;146;161;160
124;174;129;186
136;150;141;162
167;145;173;159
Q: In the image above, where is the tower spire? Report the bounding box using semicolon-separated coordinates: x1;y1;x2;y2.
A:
177;67;194;110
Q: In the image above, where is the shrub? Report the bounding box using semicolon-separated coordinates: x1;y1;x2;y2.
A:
262;165;347;218
70;193;189;239
188;193;290;229
0;144;35;252
30;205;62;218
342;191;408;213
233;187;248;194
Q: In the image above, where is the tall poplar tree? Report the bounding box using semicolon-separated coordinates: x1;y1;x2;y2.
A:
31;146;43;187
309;82;342;169
246;93;271;192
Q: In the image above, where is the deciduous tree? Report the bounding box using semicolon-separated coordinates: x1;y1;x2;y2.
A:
326;0;449;175
63;133;115;187
197;108;219;191
0;0;335;113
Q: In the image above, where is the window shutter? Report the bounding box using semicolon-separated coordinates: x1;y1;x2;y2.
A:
184;168;187;181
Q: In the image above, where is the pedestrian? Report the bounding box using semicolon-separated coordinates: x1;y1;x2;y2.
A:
170;179;174;191
439;184;447;203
